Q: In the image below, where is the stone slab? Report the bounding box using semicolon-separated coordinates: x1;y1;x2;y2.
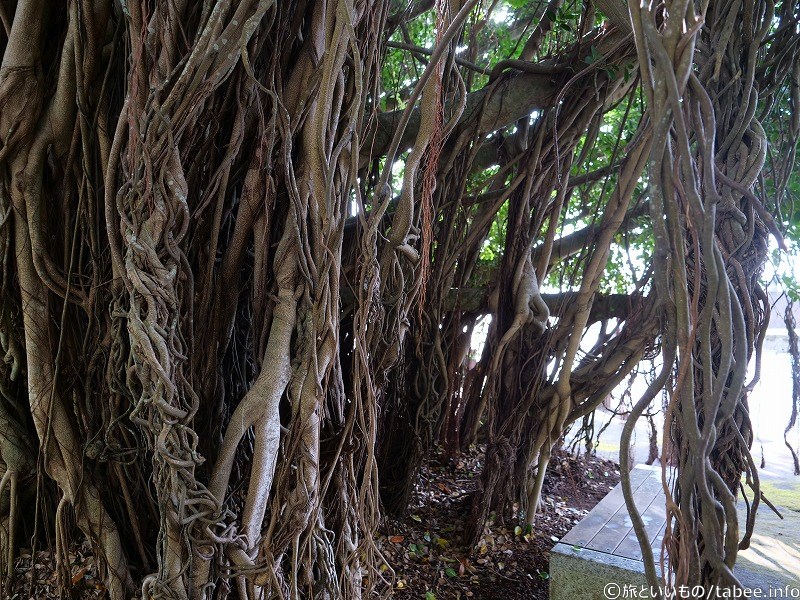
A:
550;464;800;599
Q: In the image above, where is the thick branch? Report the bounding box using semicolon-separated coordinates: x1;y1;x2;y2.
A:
342;285;635;323
366;20;632;160
540;198;650;264
366;69;559;159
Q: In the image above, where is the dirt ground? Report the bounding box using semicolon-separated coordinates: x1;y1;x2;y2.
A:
381;446;620;600
5;447;619;600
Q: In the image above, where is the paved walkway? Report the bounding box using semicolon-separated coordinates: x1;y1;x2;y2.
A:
550;464;800;598
585;392;800;512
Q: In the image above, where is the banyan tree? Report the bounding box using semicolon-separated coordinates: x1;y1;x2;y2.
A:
0;0;798;598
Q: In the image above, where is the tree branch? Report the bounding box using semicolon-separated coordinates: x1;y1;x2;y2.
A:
365;18;633;161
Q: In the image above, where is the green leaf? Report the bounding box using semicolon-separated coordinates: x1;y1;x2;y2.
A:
445;567;458;578
623;64;634;83
585;46;605;65
425;591;437;600
524;523;533;534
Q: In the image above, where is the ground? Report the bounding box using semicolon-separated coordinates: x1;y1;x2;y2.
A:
8;537;107;599
380;447;621;600
5;447;619;599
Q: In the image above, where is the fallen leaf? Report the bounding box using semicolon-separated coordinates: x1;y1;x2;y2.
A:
71;567;88;585
389;535;405;543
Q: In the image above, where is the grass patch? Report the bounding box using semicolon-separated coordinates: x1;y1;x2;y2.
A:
757;480;800;512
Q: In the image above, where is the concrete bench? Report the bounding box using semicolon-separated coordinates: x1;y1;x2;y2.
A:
550;464;800;599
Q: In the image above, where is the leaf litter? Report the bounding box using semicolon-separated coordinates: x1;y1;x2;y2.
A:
378;446;620;599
